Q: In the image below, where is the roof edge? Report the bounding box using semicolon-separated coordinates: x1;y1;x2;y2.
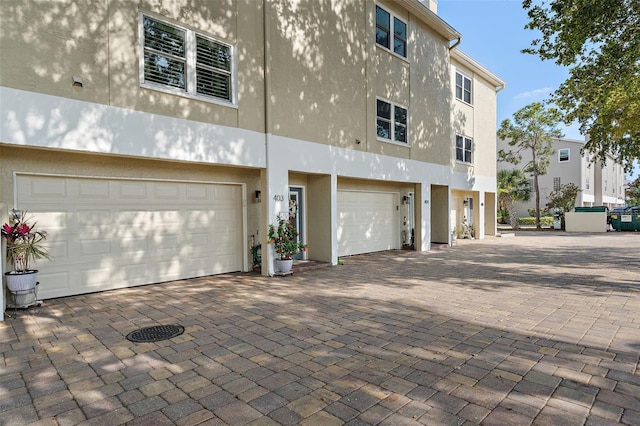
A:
451;49;505;90
396;0;461;41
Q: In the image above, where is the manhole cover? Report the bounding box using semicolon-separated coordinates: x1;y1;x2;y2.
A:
126;325;184;342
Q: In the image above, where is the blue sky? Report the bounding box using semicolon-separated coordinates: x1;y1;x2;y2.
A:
437;0;639;179
438;0;580;138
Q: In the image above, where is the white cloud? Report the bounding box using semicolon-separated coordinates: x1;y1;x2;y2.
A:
514;87;554;101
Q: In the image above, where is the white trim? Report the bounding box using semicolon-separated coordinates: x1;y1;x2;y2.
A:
0;87;265;168
558;148;570;163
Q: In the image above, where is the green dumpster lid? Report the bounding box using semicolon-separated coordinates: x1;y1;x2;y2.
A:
574;206;607;212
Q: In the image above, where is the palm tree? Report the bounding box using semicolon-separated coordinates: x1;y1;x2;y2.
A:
498;169;532;229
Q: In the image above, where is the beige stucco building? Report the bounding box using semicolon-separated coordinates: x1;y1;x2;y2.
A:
0;0;503;317
497;137;626;219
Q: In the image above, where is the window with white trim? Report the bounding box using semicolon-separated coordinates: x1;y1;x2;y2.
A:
455;72;472;104
455;135;473;164
375;5;407;58
376;99;407;143
140;14;235;104
558;148;570;162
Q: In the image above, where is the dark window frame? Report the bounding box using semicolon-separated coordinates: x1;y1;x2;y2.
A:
375;5;407;58
377;98;408;144
455;135;473;164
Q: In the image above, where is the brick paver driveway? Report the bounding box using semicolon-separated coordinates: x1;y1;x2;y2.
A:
1;231;639;425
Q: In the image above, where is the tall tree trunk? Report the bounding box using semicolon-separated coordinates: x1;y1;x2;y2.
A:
505;196;519;229
534;172;541;229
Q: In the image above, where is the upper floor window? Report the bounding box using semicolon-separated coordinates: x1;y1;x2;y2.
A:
140;14;235;105
455;72;472;104
558;148;570;162
377;99;407;143
375;5;407;58
455;135;473;164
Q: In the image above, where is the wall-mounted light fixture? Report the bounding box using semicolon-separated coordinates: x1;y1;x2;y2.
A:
402;195;409;204
72;76;84;87
255;190;261;203
463;199;469;206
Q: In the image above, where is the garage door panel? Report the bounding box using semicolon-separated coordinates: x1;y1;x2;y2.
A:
27;177;67;199
82;267;112;288
155;183;180;199
338;190;398;256
16;175;244;299
187;233;210;249
186;184;208;200
80;239;111;256
79;180;110;199
119;182;147;199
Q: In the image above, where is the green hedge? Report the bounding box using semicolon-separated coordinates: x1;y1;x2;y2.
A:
517;216;554;226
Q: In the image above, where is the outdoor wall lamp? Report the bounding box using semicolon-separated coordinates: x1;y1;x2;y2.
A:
463;199;469;206
255;190;261;203
402;195;409;204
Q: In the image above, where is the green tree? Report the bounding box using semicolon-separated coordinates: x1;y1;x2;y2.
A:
626;175;640;206
522;0;640;171
546;182;581;216
498;102;563;228
497;169;532;229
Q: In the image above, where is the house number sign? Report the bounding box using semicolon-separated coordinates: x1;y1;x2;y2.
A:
273;194;285;201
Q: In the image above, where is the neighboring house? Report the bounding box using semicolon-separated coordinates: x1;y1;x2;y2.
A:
497;137;626;219
0;0;503;308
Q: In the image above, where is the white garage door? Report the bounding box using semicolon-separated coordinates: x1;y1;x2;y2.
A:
15;174;244;299
337;190;399;256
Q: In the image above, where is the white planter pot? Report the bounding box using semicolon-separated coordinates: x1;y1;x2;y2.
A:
5;270;38;293
275;259;293;273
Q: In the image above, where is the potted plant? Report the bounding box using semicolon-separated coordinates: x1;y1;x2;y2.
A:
2;210;52;298
268;216;307;273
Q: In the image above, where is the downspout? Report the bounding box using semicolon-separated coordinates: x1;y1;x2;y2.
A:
448;36;461;51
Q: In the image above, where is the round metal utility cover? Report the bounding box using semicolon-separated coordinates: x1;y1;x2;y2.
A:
126;324;184;342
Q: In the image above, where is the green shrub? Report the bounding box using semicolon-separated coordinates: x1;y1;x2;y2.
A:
528;208;551;217
518;216;554;226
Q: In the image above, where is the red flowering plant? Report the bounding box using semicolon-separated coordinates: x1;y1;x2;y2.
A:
1;211;51;273
267;216;307;260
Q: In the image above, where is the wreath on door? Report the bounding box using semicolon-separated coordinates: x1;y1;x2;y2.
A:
289;198;298;219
